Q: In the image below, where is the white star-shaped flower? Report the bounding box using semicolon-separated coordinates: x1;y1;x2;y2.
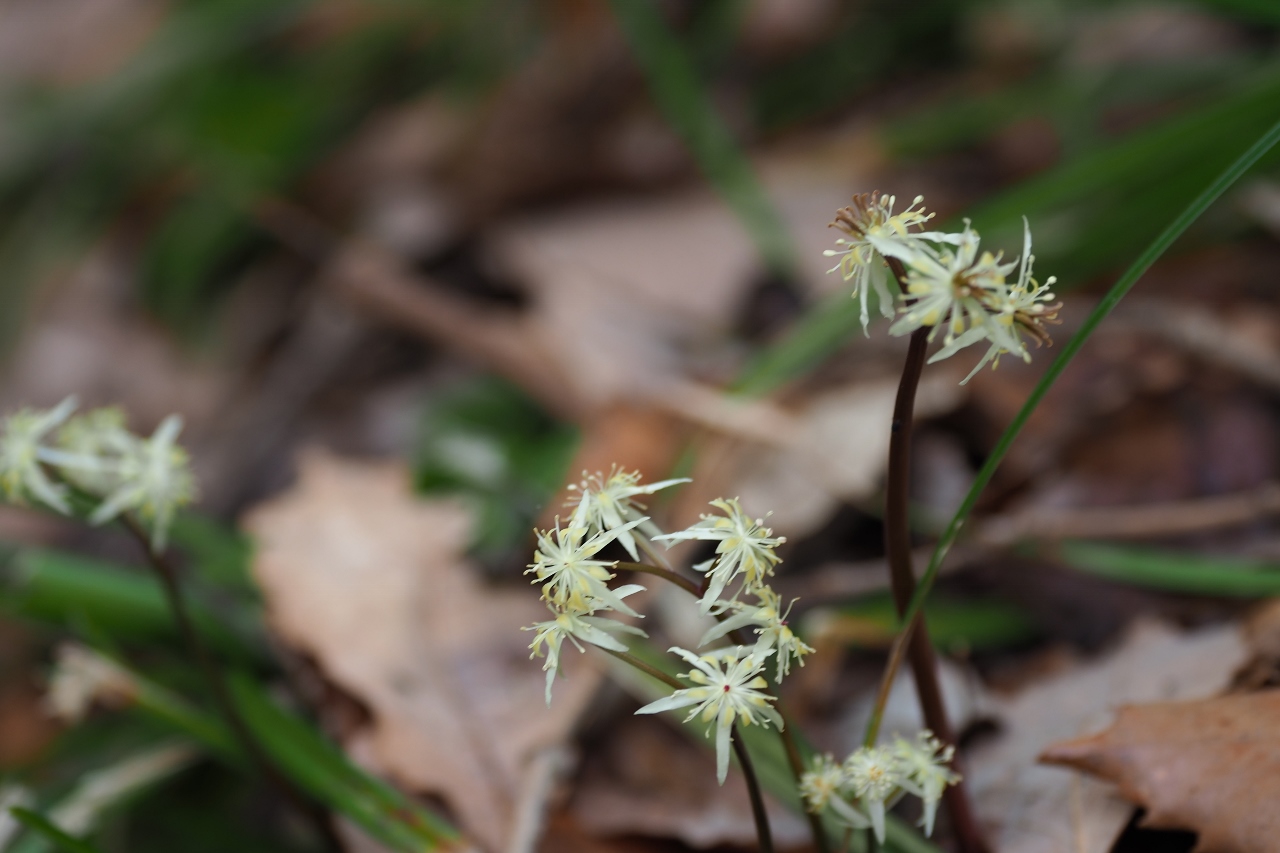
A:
656;498;785;613
844;745;906;844
526;518;645;615
567;466;688;560
525;589;647;705
699;586;814;682
824;193;955;334
88;415;196;552
635;645;782;784
892;730;960;837
0;397;81;513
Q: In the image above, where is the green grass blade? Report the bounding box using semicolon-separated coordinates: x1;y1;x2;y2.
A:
8;809;105;853
607;0;797;276
1052;541;1280;597
226;674;459;850
873;115;1280;744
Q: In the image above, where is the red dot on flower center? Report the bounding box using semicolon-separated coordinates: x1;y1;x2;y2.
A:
723;685;731;692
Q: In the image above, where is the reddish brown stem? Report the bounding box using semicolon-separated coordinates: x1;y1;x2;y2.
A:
882;322;987;853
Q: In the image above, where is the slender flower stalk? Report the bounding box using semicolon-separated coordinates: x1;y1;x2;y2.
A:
880;324;986;853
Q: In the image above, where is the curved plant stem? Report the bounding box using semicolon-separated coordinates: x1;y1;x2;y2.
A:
877;327;987;853
120;515;339;848
601;648;774;853
121;515;265;771
613;561;701;597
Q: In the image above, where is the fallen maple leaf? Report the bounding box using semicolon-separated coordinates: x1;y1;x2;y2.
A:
1040;689;1280;853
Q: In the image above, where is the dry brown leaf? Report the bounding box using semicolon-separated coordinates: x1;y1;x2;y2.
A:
965;619;1246;853
245;451;601;853
1040;690;1280;853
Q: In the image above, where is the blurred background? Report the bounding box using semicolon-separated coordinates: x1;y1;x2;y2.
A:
2;0;1280;851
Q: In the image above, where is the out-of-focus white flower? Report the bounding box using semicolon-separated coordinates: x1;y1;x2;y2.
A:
57;407;138;494
525;589;647;705
87;415;196;552
699;586;814;682
800;753;846;813
893;730;960;837
656;498;785;613
567;466;689;560
635;645;782;784
0;397;81;513
45;643;138;723
825;193;952;334
844;745;905;844
0;785;33;849
526;518;645;615
800;754;873;830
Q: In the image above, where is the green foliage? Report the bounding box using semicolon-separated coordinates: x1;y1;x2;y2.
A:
1052;540;1280;596
9;809;107;853
415;377;578;558
824;593;1039;654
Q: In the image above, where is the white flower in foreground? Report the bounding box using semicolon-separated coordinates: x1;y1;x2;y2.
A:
525;589;647;705
888;221;1012;344
567;466;689;560
46;644;138;723
635;645;782;784
699;586;814;682
893;730;960;837
946;219;1060;383
0;397;80;513
825;193;951;334
526;518;645;615
656;498;785;613
88;415;196;552
845;745;905;844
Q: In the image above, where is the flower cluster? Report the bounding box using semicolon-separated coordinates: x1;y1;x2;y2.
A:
0;399;196;551
827;194;1060;383
526;467;814;784
800;732;961;843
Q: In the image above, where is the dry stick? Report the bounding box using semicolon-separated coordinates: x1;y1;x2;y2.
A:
613;560;831;853
879;325;988;853
601;647;774;853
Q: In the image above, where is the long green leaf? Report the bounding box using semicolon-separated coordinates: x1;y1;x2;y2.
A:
227;674;459;850
1053;541;1280;597
8;810;105;853
871;116;1280;744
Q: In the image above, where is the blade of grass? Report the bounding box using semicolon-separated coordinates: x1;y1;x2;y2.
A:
1052;541;1280;597
8;810;105;853
226;674;460;850
606;0;797;276
868;115;1280;743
